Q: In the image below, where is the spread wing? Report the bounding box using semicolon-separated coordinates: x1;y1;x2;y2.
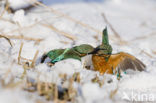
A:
110;52;146;71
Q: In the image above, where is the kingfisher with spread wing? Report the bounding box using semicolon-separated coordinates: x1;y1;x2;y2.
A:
41;27;146;75
91;28;146;75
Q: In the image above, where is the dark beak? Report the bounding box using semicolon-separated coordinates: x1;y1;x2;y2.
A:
88;47;106;54
41;54;48;63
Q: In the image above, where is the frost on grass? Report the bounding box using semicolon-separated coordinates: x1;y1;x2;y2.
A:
0;0;156;103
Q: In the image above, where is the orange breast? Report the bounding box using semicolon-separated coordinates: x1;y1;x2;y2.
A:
92;55;115;74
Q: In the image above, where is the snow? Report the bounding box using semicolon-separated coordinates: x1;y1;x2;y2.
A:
51;59;82;75
0;89;34;103
0;0;156;103
8;0;35;10
82;83;105;103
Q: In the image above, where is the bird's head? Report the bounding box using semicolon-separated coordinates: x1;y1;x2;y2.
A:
96;44;112;55
90;27;112;55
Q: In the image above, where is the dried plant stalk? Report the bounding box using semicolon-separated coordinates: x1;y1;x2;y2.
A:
101;13;126;44
131;32;156;41
99;76;106;87
0;0;9;19
37;79;42;95
0;34;43;43
21;57;33;62
109;87;118;99
5;21;39;34
41;23;77;41
68;77;76;101
0;35;12;47
101;13;120;38
141;50;153;58
21;63;27;79
30;0;101;34
0;17;15;24
25;76;78;102
18;42;24;65
31;50;39;68
53;84;58;101
73;72;80;83
0;21;43;43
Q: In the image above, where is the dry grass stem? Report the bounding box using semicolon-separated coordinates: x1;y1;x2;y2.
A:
0;0;9;19
21;57;33;62
18;42;24;65
37;79;42;95
30;0;102;34
41;23;77;41
99;76;106;87
0;35;12;47
5;81;22;88
24;75;77;101
0;34;43;43
0;17;15;24
4;21;39;34
109;87;118;99
141;50;153;58
73;72;80;83
131;32;156;41
53;84;58;101
60;41;70;44
21;64;27;79
91;75;100;83
101;13;127;44
31;50;39;68
68;77;76;101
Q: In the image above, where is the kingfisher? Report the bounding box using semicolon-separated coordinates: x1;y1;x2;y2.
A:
91;28;146;75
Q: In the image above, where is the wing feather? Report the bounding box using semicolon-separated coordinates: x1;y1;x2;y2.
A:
110;52;146;71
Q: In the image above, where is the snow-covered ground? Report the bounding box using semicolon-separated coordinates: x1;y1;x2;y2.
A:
0;0;156;103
